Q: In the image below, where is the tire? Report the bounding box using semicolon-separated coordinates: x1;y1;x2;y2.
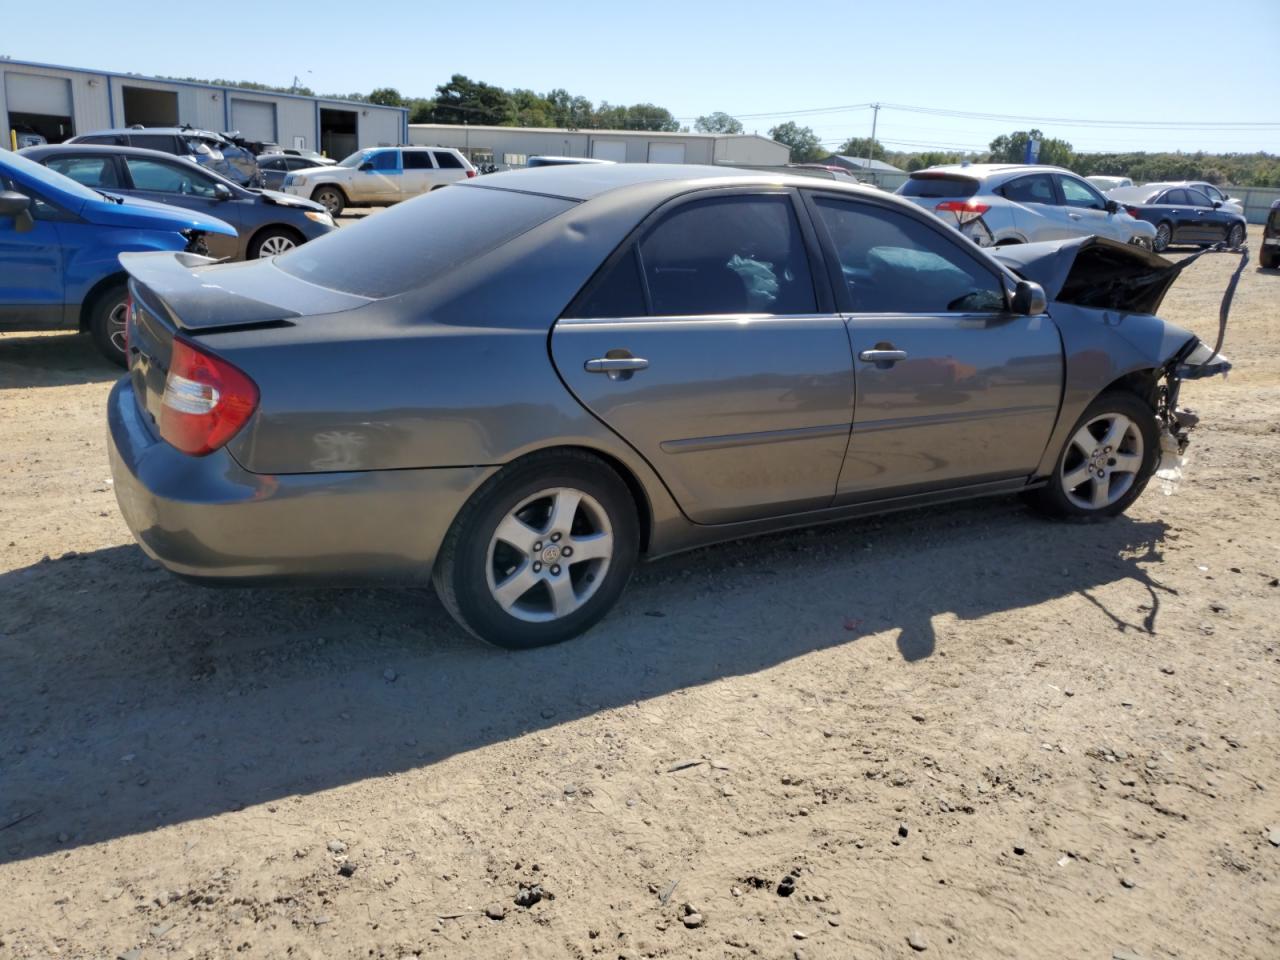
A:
88;284;129;367
1029;391;1160;521
247;226;303;259
1261;250;1278;270
432;450;640;649
1153;221;1173;252
1227;223;1245;248
311;186;346;217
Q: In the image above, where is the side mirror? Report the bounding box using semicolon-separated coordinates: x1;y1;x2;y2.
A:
1212;200;1222;209
0;190;35;232
1011;279;1047;316
213;183;233;201
1105;199;1120;214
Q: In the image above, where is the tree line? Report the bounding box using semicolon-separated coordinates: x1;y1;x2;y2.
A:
172;77;1279;187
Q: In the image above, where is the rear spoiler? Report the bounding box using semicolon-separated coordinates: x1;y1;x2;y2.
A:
119;251;369;333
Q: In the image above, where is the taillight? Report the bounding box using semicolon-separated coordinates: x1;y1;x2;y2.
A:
159;337;259;456
466;169;477;178
935;200;991;225
1125;206;1141;219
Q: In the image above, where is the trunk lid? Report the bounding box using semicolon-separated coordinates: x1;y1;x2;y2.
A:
896;172;981;212
120;253;370;434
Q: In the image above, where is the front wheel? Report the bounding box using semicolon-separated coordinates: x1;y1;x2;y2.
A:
248;226;302;259
432;451;640;649
1227;223;1245;248
312;186;345;217
1030;391;1160;521
1153;221;1172;252
88;284;129;367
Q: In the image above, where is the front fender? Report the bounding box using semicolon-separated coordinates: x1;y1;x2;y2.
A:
1033;303;1198;478
62;227;189;309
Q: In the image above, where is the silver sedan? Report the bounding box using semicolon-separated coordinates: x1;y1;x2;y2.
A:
108;165;1228;649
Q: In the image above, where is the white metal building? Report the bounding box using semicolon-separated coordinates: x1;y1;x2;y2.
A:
408;123;789;169
1;58;408;158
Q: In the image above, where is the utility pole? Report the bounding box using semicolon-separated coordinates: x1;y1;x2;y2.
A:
865;102;880;180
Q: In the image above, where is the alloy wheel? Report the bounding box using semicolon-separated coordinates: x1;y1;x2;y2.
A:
1059;413;1145;510
257;234;297;257
484;487;614;623
1228;224;1244;248
107;300;129;355
1154;223;1171;251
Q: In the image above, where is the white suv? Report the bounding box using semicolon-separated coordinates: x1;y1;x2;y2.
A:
282;146;476;216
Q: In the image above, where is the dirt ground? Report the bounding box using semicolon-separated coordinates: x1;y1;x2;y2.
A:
1;228;1277;960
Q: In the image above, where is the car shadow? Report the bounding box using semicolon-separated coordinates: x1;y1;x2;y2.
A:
0;332;120;389
0;497;1171;862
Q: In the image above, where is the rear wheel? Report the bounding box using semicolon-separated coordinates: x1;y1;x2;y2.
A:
432;451;640;649
248;226;302;259
1030;391;1160;521
88;284;129;367
312;186;346;217
1153;221;1173;252
1261;250;1278;269
1227;223;1245;248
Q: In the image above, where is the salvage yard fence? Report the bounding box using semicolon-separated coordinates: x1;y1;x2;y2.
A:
1223;186;1280;224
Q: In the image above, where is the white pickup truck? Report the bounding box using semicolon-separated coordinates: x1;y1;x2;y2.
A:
282;146;475;216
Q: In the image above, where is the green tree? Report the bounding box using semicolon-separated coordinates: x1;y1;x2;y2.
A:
430;74;514;126
769;122;823;163
368;87;406;108
695;112;744;134
545;88;595;128
838;136;886;161
595;103;680;132
988;128;1074;166
509;89;553;127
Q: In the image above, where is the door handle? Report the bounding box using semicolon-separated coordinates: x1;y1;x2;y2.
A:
585;356;649;381
858;348;908;365
1068;213;1082;220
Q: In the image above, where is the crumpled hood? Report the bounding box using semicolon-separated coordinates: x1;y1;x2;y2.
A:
82;194;238;237
993;236;1178;315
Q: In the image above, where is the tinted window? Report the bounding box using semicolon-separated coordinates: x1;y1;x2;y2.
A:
78;134;125;146
899;175;978;199
638;195;816;316
129;134;177;153
1002;174;1056;205
125;157;218;198
369;150;399;171
1186;189;1213;207
286;157;312;170
44;155;122;188
403;151;434;170
277;185;574;298
432;151;465;169
813;197;1006;314
1161;189;1189;205
1200;184;1224;202
1060;176;1105;210
259;157;284;171
566;248;647;318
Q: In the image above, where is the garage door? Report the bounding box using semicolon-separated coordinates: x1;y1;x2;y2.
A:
231;99;277;143
4;72;73;116
591;139;627;162
647;142;686;164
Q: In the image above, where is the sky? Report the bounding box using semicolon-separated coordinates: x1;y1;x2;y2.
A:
6;0;1280;155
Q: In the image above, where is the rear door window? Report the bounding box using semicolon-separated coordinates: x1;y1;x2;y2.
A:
1161;189;1189;205
636;194;817;316
78;134;126;146
1001;174;1056;206
129;134;178;153
43;155;123;188
811;196;1006;314
403;151;434;170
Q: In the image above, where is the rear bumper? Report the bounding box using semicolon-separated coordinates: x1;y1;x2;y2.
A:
107;378;495;584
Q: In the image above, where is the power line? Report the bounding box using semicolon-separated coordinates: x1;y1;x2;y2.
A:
882;102;1280;129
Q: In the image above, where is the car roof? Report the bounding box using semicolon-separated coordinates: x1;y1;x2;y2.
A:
19;143;243;185
456;162;893;203
908;163;1074;181
78;126;219;137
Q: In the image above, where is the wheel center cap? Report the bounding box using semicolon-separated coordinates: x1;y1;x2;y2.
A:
541;545;562;564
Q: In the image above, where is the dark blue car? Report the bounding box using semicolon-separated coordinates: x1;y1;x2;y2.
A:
0;150;235;365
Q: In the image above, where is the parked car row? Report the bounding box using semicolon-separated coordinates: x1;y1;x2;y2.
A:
1107;183;1247;252
279;146;476;216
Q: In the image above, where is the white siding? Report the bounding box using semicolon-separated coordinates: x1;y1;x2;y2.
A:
275;98;316;150
4;72;72;115
354;105;403;147
590;139;627;162
647;141;687;164
0;63;111;140
230;98;277;142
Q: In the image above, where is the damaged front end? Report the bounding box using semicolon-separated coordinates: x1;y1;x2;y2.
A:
993;236;1246;491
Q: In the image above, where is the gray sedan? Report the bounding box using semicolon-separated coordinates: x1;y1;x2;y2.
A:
21;144;336;260
108;165;1230;649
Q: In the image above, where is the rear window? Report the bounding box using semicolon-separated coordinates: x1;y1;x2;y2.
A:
432;151;465;169
276;185;575;298
899;175;979;199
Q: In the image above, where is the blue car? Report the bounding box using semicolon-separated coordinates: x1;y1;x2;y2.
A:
0;149;236;365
